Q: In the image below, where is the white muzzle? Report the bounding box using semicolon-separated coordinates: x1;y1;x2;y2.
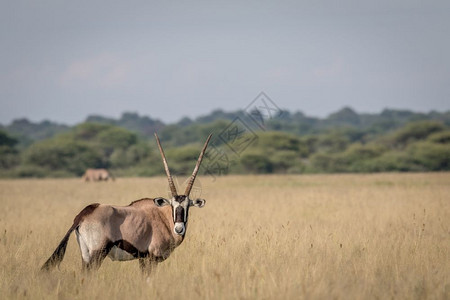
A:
174;222;185;235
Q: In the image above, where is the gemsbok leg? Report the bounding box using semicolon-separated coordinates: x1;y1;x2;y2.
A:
81;247;110;271
75;224;111;271
139;258;158;275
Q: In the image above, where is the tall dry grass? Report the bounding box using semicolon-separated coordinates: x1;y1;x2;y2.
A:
0;173;449;299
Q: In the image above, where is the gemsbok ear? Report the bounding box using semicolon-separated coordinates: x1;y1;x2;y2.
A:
190;198;206;208
154;197;170;207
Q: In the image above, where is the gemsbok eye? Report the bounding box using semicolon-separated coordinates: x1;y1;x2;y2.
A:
41;133;211;275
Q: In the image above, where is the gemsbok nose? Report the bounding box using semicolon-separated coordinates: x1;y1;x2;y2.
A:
174;223;185;235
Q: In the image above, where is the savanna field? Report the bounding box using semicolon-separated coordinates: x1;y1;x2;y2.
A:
0;173;449;299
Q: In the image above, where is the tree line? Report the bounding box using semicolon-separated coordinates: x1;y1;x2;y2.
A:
0;107;449;177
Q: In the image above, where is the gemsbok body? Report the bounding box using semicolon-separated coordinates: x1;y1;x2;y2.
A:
82;168;114;181
41;133;211;273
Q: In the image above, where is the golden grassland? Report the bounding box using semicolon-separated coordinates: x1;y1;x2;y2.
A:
0;173;449;299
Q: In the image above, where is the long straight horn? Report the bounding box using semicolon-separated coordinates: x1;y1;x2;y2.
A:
154;133;178;197
185;134;212;196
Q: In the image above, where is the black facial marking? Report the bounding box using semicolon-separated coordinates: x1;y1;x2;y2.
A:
175;206;185;223
174;195;186;203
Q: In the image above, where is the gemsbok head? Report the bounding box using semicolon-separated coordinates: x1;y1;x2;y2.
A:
41;133;212;274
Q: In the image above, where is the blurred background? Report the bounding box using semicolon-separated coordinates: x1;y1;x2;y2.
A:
1;1;449;177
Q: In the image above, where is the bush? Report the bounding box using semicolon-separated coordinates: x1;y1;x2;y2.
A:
14;165;48;178
427;131;450;144
0;130;18;147
407;142;450;171
316;133;349;153
110;142;152;168
390;121;445;147
341;143;387;172
309;153;347;173
344;143;386;161
68;123;138;156
255;132;301;152
165;145;204;175
97;127;138;153
358;152;415;172
239;151;273;174
0;131;20;169
270;150;303;173
71;122;111;141
24;140;104;175
0;145;20;169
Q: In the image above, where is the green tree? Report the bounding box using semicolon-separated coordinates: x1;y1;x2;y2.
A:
110;142;152;168
316;133;349;153
309;153;346;173
255;131;302;151
366;152;415;172
270;150;304;173
71;122;111;141
239;151;273;174
341;143;387;172
427;130;450;144
165;145;204;175
0;130;18;147
24;139;105;176
407;142;450;171
97;127;138;155
390;121;445;148
0;146;20;169
0;130;20;169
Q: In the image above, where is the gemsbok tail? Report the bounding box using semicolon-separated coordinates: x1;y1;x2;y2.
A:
40;222;78;271
41;203;99;271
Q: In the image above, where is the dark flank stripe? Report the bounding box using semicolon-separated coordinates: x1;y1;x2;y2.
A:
111;240;169;262
114;240;149;258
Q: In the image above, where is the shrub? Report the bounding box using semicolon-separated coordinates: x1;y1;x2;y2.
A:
240;151;273;174
427;131;450;144
0;130;18;147
0;145;20;169
390;121;445;147
270;150;303;173
309;153;347;173
359;152;415;172
24;140;104;175
407;142;450;171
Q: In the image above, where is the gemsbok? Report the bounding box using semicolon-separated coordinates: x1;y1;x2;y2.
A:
41;133;212;274
82;168;115;182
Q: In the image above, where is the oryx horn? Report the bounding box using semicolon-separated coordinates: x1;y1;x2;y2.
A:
185;134;212;196
154;133;178;197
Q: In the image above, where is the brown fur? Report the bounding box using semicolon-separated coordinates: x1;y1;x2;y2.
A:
82;169;114;182
41;199;182;271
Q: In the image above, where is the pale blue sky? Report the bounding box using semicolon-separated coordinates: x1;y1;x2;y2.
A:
1;0;449;124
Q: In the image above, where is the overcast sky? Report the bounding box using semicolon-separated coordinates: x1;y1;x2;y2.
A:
1;0;449;125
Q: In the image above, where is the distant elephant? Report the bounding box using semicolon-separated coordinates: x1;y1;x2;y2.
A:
82;169;115;182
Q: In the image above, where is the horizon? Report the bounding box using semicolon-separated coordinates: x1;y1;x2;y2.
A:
2;105;449;127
